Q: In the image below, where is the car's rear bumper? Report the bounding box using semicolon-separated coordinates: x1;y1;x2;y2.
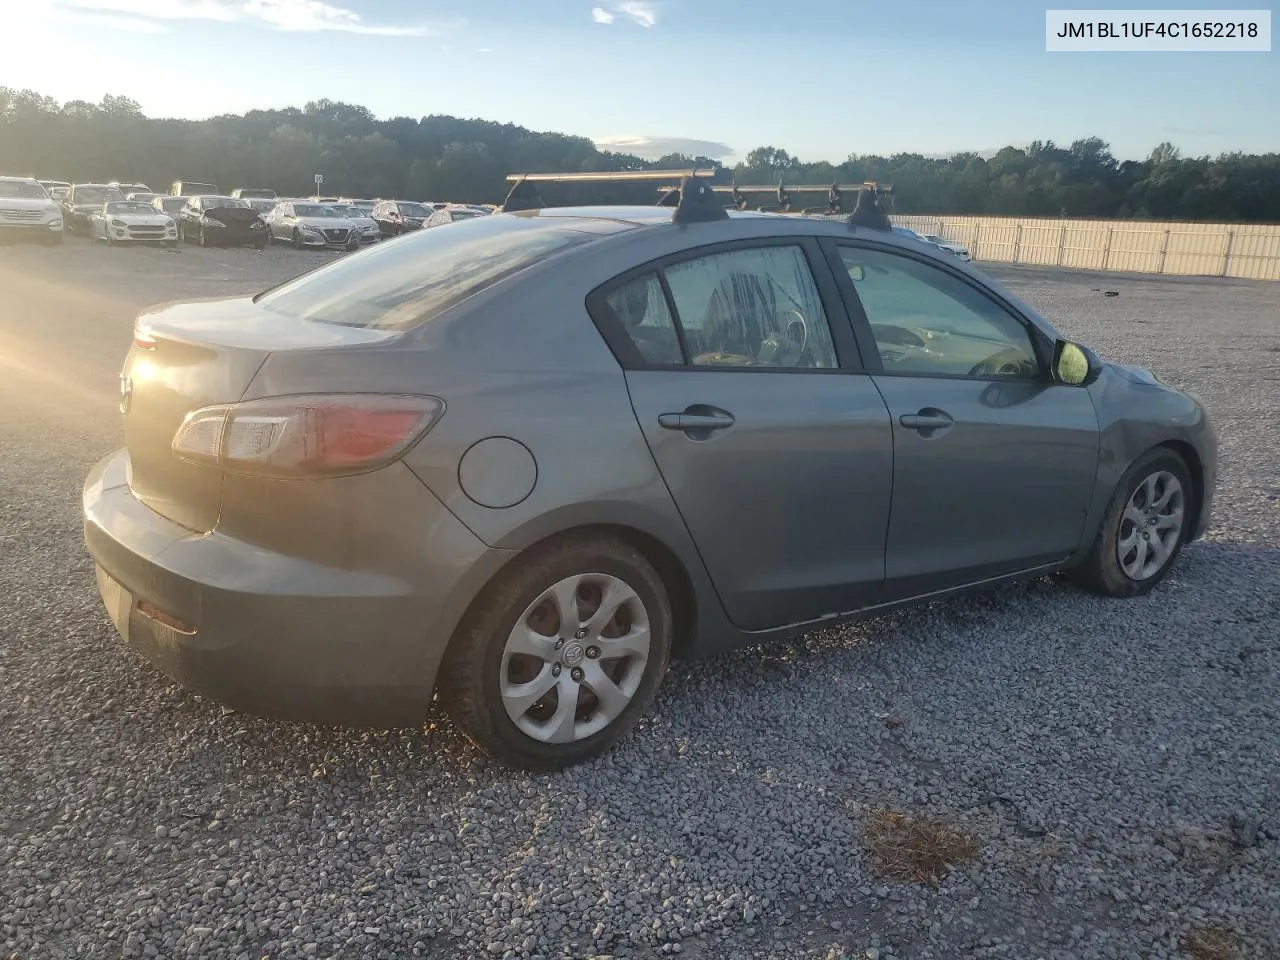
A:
83;449;512;727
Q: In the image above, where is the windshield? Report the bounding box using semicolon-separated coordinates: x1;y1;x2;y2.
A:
450;210;482;220
293;204;342;217
0;180;48;199
397;202;431;218
201;197;249;208
332;205;367;218
256;214;627;331
159;197;186;212
239;190;275;199
246;199;277;211
74;186;122;205
107;202;157;215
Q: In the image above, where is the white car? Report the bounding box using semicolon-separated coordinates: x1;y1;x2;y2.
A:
264;201;361;250
921;233;972;261
90;199;178;246
329;203;382;243
424;204;489;228
0;176;64;244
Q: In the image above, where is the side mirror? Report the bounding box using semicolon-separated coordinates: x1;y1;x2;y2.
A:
847;264;866;282
1052;339;1093;386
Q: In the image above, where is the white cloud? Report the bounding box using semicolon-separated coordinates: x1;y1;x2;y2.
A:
55;0;452;36
591;2;656;27
617;1;655;27
594;135;734;161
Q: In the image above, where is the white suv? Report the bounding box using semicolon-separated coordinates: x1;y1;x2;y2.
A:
0;177;64;244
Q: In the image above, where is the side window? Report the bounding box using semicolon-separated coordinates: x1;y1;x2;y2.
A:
838;247;1039;378
663;245;838;369
604;274;683;366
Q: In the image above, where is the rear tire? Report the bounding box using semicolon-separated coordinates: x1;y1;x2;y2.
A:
438;534;672;771
1067;448;1192;597
292;228;305;251
199;226;212;247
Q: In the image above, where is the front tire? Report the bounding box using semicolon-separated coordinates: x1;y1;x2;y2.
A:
1068;448;1192;597
439;534;672;771
199;225;213;247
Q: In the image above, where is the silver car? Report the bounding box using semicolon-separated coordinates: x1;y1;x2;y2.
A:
264;200;361;250
84;194;1217;770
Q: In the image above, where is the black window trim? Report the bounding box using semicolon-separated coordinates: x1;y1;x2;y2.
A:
819;237;1055;383
585;235;867;375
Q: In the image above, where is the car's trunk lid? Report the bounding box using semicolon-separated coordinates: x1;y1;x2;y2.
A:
122;297;398;533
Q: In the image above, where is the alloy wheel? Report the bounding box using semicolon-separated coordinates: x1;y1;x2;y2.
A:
500;573;651;744
1117;470;1185;581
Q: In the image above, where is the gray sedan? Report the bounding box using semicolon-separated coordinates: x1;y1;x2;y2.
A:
83;201;1216;770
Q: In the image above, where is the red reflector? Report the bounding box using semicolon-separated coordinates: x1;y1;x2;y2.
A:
136;601;196;635
133;327;158;350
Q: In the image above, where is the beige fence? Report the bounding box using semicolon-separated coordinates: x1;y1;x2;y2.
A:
889;215;1280;281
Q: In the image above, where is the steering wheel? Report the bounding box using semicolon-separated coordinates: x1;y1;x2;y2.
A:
778;309;809;354
968;348;1032;378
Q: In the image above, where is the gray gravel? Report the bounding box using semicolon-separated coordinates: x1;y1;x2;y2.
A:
1;240;1277;960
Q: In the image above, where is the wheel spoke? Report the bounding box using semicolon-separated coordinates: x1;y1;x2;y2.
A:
505;626;556;660
1130;537;1150;574
502;665;558;717
545;675;581;743
1118;528;1141;556
598;625;650;660
1138;473;1160;509
582;662;631;721
1154;511;1183;533
1147;533;1172;567
547;576;582;635
584;579;637;637
1151;478;1180;512
1122;504;1146;529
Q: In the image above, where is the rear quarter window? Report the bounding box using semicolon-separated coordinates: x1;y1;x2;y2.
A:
255;214;629;331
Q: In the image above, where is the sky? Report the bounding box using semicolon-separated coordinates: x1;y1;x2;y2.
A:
4;0;1278;164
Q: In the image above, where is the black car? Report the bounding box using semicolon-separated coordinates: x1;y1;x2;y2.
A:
62;183;125;236
178;195;269;249
371;199;432;237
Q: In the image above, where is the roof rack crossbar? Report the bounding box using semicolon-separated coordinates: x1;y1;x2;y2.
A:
504;168;722;184
498;167;731;223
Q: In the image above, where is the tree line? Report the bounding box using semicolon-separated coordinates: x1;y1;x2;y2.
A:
2;88;1277;222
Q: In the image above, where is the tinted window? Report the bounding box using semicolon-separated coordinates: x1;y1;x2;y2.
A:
838;247;1039;378
605;274;683;365
257;214;627;331
663;245;838;369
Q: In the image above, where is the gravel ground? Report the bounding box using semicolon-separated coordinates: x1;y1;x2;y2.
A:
1;238;1277;960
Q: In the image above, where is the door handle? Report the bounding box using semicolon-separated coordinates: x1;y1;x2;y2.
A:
658;412;735;431
899;408;955;434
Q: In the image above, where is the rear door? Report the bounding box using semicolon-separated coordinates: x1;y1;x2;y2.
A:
591;238;894;631
824;242;1100;598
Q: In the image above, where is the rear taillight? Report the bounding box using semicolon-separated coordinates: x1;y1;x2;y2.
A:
133;322;157;350
172;394;444;478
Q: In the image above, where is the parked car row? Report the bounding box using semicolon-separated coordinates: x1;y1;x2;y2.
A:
1;175;494;248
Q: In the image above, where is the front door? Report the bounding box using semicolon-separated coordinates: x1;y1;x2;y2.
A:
596;242;895;631
829;243;1100;598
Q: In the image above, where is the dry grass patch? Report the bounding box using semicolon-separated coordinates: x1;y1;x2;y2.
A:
861;808;980;884
1181;925;1241;960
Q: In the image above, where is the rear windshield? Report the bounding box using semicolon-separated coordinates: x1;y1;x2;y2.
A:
398;202;431;218
74;186;123;204
256;214;628;331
